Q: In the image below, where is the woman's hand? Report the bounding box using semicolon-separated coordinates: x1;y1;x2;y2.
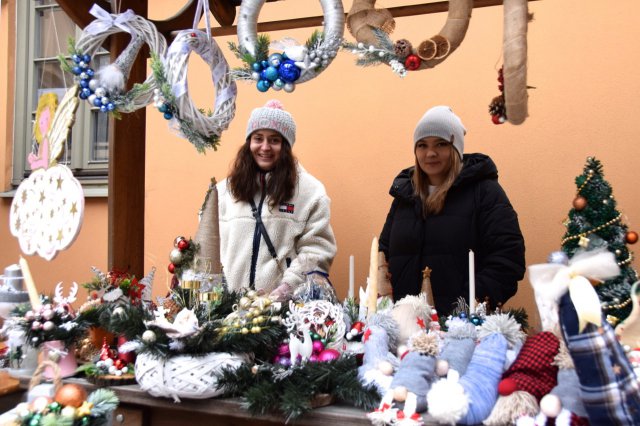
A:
269;282;293;302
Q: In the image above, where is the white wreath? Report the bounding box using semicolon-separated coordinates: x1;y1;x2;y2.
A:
153;30;237;152
233;0;344;92
67;4;167;113
343;0;472;77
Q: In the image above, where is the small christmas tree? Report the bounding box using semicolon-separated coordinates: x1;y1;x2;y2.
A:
561;157;639;325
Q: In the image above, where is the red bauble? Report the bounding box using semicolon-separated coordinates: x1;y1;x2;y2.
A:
168;263;176;274
497;377;518;396
114;358;125;370
177;239;189;251
351;321;365;333
404;54;421;71
573;196;587;211
627;231;639;244
491;114;503;125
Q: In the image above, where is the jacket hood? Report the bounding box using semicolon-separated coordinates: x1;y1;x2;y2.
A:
389;153;498;200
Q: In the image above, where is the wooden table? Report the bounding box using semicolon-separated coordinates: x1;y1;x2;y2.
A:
10;376;376;426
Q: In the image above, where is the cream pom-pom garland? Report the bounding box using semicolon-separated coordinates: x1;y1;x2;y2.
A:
230;0;344;93
59;4;166;115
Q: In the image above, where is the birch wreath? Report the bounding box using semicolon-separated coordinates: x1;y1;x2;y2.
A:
230;0;344;92
59;4;167;114
342;0;473;77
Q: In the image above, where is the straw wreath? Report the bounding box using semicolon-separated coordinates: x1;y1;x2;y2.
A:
60;4;167;114
342;0;473;77
230;0;344;92
151;30;237;152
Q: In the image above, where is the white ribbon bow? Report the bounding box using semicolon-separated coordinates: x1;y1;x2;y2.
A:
85;4;135;35
44;341;69;362
529;249;620;332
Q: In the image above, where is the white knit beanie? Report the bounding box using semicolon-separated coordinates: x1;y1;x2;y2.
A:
246;100;297;146
413;106;466;159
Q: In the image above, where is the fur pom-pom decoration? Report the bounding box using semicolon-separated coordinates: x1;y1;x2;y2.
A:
427;378;469;425
483;390;539;425
476;313;526;348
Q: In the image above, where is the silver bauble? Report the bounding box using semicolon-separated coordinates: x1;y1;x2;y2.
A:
88;79;99;91
547;251;569;265
142;330;156;343
169;248;183;265
283;83;295;93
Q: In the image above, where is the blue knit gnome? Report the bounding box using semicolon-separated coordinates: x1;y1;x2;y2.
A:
439;317;477;376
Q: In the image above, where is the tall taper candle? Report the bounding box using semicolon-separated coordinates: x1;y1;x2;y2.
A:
367;237;379;318
19;256;42;310
468;249;476;314
348;255;355;299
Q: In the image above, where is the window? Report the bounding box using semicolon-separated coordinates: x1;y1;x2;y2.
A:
12;0;110;191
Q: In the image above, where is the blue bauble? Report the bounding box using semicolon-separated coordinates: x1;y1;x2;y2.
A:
106;103;115;111
82;54;91;64
256;79;271;92
459;312;467;319
163;112;173;120
159;104;169;113
277;60;301;83
93;97;103;107
86;68;95;77
470;315;482;326
268;53;283;67
261;66;279;82
78;91;88;100
79;79;89;88
100;105;108;113
273;78;285;88
281;52;288;60
261;60;269;68
547;250;569;265
80;88;91;98
251;62;262;72
71;66;82;75
72;54;80;64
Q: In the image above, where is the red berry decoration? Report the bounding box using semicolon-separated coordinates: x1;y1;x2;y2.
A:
168;263;176;274
404;54;421;71
626;231;639;244
177;239;189;251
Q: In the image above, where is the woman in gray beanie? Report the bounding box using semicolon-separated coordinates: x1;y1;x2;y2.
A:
217;100;336;299
379;106;525;316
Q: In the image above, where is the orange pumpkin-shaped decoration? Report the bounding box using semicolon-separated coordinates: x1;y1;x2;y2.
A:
54;383;87;408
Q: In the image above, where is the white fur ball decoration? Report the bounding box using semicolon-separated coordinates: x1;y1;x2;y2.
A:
426;379;469;424
539;394;562;418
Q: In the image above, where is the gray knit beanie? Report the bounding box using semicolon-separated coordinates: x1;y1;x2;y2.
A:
413;105;466;159
246;99;296;146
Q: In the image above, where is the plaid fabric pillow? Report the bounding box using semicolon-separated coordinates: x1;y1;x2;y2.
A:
559;292;640;425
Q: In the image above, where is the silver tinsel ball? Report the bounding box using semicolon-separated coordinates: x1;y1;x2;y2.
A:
547;251;569;265
169;248;183;265
142;330;156;343
94;87;106;97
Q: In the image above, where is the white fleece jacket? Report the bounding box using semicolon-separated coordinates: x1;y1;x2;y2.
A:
217;165;337;293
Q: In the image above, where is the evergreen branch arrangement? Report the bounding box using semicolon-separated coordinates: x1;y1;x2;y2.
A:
217;355;379;422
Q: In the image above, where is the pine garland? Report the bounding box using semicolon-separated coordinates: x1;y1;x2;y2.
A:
217;355;379;422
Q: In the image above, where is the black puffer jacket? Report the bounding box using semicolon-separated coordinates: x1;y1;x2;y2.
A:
379;153;525;316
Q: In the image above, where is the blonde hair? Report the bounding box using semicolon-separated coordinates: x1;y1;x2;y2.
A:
33;92;59;143
412;144;462;216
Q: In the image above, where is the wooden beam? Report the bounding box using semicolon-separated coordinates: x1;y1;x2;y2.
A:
107;0;148;278
204;0;539;37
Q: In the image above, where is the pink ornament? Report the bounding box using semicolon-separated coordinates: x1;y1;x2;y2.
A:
312;340;325;354
317;349;340;362
278;343;291;356
309;354;319;362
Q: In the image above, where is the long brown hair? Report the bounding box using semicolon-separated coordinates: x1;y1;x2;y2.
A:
412;144;462;216
228;139;298;209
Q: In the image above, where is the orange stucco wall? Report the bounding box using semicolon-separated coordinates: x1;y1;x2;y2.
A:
2;0;640;330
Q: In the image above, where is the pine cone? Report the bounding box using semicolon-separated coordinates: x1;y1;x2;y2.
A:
489;95;506;116
394;39;413;58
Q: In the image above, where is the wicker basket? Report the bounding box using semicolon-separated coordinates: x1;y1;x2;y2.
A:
135;352;247;402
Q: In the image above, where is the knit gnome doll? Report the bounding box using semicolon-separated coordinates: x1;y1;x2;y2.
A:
559;291;640;425
427;314;519;425
438;317;477;376
358;322;400;395
483;331;560;426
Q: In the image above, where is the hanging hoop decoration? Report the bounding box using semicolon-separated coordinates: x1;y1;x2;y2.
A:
59;4;167;114
342;0;473;77
151;31;237;152
230;0;344;92
502;0;529;124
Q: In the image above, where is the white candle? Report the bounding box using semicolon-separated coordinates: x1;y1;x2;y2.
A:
19;256;42;310
367;237;379;318
348;255;355;299
468;250;476;314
